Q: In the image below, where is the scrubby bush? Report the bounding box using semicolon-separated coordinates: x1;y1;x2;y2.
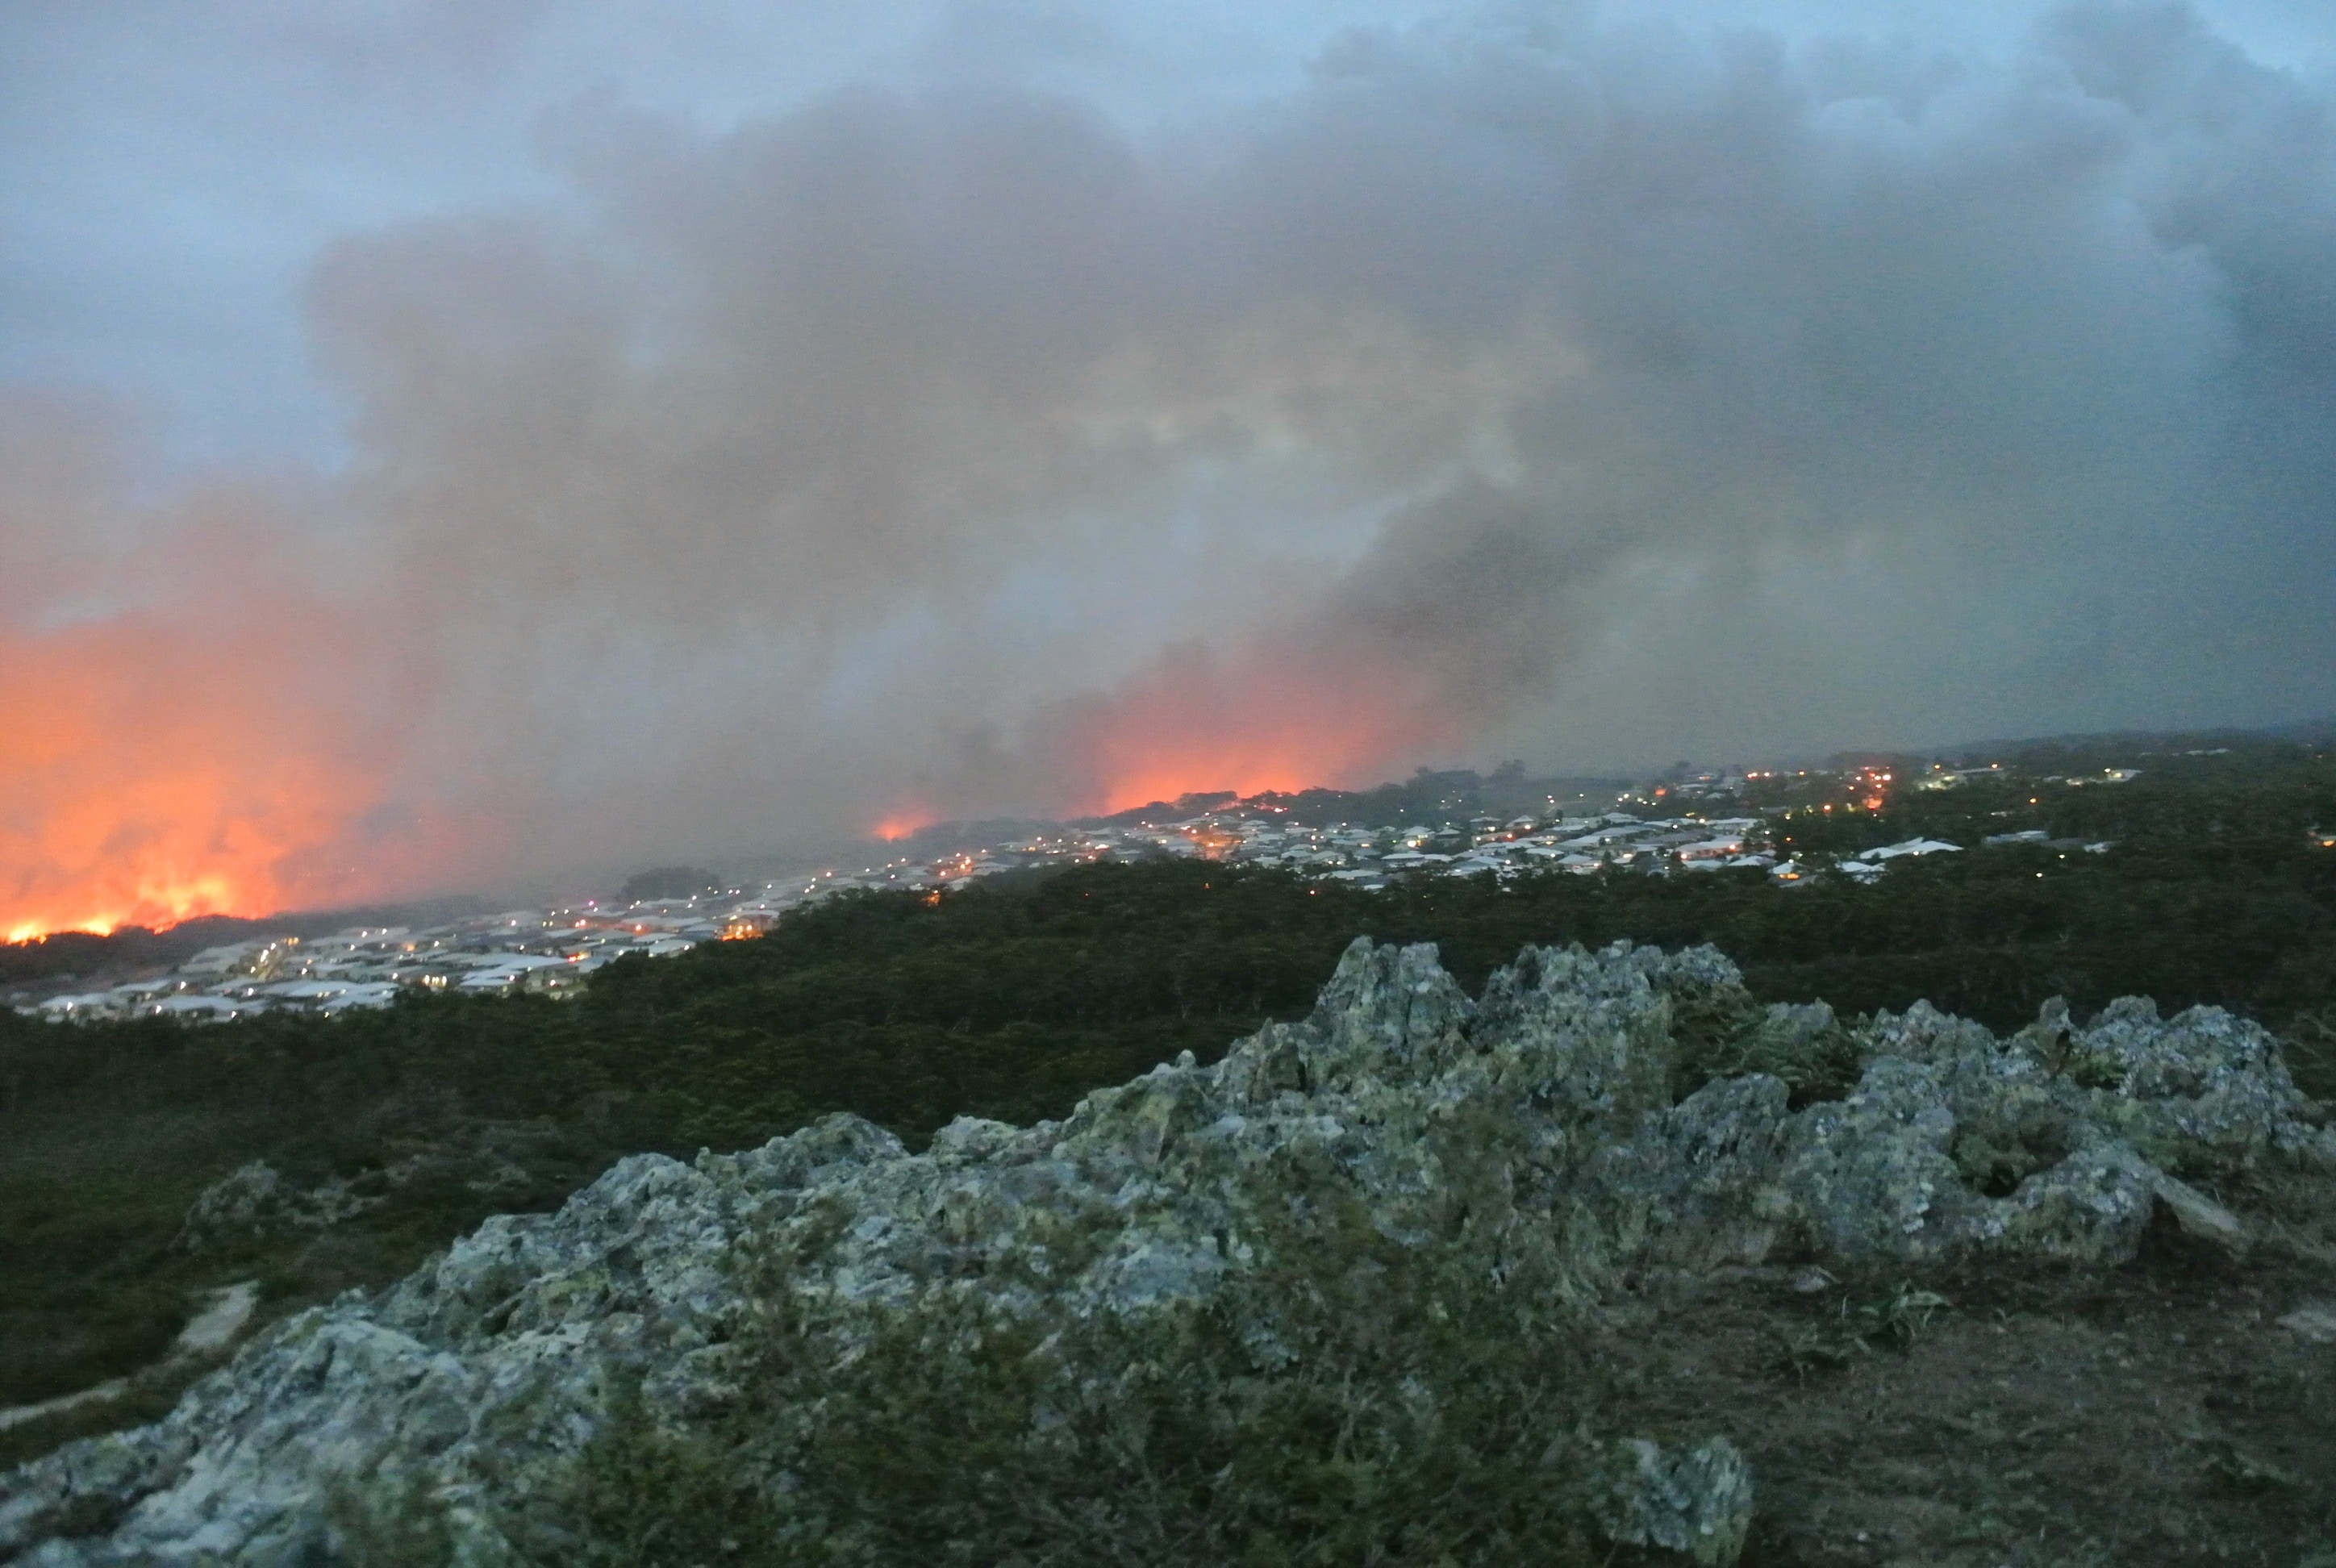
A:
540;1120;1616;1566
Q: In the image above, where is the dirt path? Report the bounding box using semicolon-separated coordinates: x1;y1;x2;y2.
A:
0;1282;257;1435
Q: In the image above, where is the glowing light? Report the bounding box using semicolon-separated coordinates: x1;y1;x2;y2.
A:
0;590;468;940
1054;639;1459;815
870;807;934;842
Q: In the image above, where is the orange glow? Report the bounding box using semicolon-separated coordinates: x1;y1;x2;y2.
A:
870;808;934;841
1182;824;1245;856
0;593;454;940
1052;640;1458;816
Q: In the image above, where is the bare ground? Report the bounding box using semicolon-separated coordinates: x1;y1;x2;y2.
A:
1613;1167;2336;1566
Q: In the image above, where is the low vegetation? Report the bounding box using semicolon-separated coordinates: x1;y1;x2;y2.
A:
2;740;2331;1500
514;1114;1616;1567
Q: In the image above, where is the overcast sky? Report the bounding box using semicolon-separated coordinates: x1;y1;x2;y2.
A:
3;0;2333;924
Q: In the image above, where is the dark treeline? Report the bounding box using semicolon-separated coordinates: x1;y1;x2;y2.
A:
1087;761;1628;830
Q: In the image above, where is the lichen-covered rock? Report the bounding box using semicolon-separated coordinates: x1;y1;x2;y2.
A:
171;1162;377;1252
5;937;2321;1564
173;1125;554;1255
2066;995;2317;1171
1594;1437;1757;1566
1587;1074;1797;1272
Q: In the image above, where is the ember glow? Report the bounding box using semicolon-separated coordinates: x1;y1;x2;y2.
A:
0;599;440;940
1053;642;1458;816
870;810;936;843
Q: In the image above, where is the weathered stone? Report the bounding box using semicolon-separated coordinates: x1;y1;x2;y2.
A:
1589;1074;1796;1271
1592;1436;1756;1565
5;937;2320;1564
2062;997;2312;1170
2147;1169;2250;1256
2276;1305;2336;1344
171;1162;377;1252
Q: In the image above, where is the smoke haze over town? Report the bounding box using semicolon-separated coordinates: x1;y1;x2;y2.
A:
4;0;2334;936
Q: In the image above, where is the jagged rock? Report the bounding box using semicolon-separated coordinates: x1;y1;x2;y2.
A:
2278;1304;2336;1343
2146;1168;2250;1256
1593;1437;1757;1566
2067;996;2317;1171
5;937;2321;1565
173;1127;555;1254
171;1163;378;1252
1587;1074;1797;1272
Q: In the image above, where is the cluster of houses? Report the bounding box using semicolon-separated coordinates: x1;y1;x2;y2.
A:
23;903;723;1025
721;810;1792;907
1168;810;1785;887
831;799;2117;897
24;768;2139;1026
774;807;1812;897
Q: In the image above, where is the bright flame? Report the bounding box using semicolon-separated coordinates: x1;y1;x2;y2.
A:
0;598;448;940
1054;640;1458;815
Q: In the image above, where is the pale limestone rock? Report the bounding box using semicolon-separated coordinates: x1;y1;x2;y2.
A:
1593;1437;1757;1566
171;1162;376;1252
6;936;2321;1565
2276;1304;2336;1343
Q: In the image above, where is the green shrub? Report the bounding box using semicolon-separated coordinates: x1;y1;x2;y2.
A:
547;1119;1615;1566
1667;990;1863;1107
2283;1011;2336;1103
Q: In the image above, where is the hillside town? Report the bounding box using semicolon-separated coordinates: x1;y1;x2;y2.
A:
22;902;720;1024
18;756;2157;1026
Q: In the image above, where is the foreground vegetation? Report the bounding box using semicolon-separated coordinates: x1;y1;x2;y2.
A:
512;1110;1621;1568
362;1161;2336;1566
2;740;2331;1479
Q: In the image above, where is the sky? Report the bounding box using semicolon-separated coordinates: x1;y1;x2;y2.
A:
2;0;2333;932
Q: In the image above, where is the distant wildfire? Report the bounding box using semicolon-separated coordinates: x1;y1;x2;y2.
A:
1042;640;1458;819
6;590;1454;936
6;609;1452;937
843;634;1461;844
20;2;2334;934
0;594;463;941
869;810;935;843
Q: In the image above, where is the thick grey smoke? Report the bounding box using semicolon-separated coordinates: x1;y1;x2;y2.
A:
7;0;2334;910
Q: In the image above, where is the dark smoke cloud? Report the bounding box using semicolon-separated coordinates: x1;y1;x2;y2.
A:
9;1;2335;905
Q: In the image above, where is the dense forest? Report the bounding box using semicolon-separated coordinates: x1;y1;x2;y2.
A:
3;737;2331;1462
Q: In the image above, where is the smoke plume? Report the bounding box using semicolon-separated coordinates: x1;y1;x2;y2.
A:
5;1;2333;930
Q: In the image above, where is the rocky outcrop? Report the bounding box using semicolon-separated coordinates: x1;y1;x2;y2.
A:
4;938;2326;1564
173;1118;553;1254
171;1164;379;1253
1592;1438;1757;1566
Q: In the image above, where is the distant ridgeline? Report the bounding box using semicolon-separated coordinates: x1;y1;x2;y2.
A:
1074;759;1628;831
